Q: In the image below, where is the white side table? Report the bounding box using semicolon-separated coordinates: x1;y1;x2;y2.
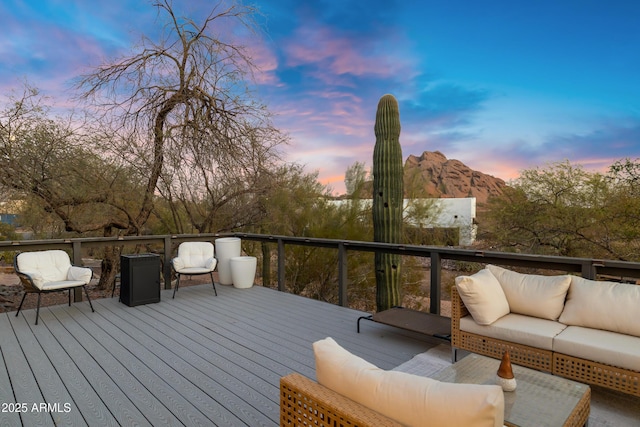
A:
230;256;257;289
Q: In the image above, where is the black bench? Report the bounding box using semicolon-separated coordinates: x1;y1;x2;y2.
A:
357;306;451;341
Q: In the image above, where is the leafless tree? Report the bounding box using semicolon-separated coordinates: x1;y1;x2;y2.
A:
77;0;284;236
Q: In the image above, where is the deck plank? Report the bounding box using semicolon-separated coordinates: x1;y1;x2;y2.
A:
0;329;22;427
7;313;87;427
0;314;52;426
87;300;273;426
61;304;235;427
0;284;439;426
19;309;119;426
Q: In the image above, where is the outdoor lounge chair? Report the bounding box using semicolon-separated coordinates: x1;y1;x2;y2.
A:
14;250;95;325
172;242;218;298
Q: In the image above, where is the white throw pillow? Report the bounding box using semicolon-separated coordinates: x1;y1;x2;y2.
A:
486;265;571;320
455;268;510;325
559;276;640;337
313;337;504;427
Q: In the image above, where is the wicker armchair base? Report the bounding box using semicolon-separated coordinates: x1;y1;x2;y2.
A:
280;373;402;427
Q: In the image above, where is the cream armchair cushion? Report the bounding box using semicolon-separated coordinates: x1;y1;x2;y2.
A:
172;242;217;273
14;250;95;325
68;265;93;283
313;337;504;427
16;250;92;290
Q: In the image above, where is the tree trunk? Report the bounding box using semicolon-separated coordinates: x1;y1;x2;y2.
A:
98;245;122;290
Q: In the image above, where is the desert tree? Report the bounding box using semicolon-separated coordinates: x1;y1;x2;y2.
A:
483;160;640;261
77;0;283;236
73;1;285;284
0;85;150;287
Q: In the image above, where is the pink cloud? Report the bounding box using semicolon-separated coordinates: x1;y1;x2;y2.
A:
245;38;282;85
283;22;417;81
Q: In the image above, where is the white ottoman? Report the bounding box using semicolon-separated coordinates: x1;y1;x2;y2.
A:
230;256;257;289
215;237;241;285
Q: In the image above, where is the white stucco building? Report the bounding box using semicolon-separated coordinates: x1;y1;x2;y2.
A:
403;197;476;246
331;197;477;246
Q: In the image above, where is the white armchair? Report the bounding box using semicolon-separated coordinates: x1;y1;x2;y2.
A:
14;250;95;324
172;242;218;298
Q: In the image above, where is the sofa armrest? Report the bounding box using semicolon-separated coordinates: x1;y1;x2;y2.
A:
451;286;470;346
451;286;470;319
280;373;402;427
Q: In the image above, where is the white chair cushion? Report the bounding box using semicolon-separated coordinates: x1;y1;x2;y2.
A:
172;257;185;271
559;276;640;337
205;257;217;271
313;337;504;427
460;313;567;351
17;250;74;289
455;268;510;325
554;326;640;372
67;266;92;284
40;280;87;291
176;267;215;275
486;265;571;320
174;242;216;270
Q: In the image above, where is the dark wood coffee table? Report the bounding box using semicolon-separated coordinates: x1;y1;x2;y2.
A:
432;354;590;427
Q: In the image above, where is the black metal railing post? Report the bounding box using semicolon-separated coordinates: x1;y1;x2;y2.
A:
72;240;83;302
430;251;441;315
338;242;348;307
163;236;173;290
277;238;285;292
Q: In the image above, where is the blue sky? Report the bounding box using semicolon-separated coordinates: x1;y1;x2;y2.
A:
2;0;639;194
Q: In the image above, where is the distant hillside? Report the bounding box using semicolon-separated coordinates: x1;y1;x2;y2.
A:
404;151;506;204
353;151;506;204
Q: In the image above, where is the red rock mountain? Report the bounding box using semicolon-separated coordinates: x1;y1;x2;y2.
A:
403;151;506;204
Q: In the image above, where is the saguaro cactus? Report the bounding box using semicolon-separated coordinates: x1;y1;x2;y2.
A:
373;94;403;311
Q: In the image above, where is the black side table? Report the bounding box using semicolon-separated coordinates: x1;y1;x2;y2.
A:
120;254;161;307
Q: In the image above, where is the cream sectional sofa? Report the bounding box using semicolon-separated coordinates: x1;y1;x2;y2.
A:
452;264;640;396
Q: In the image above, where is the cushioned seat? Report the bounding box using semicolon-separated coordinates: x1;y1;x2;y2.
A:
39;279;87;291
171;242;217;298
460;313;567;351
14;250;95;325
554;326;640;372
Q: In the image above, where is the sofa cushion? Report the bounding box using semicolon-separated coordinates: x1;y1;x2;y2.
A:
559;276;640;337
486;265;571;320
313;337;504;427
554;326;640;372
455;268;510;325
460;313;567;350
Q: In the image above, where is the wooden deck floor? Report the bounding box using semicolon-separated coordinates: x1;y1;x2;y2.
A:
0;283;441;426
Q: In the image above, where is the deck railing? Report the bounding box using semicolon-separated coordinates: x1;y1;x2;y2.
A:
2;233;640;314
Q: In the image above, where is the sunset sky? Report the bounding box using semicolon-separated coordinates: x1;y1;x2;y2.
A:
2;0;639;194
